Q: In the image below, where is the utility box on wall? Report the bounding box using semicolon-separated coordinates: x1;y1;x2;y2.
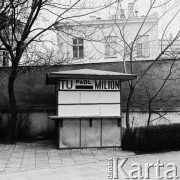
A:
46;69;137;149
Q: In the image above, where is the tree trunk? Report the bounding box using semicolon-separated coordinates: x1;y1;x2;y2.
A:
126;86;134;129
147;102;152;126
6;69;18;144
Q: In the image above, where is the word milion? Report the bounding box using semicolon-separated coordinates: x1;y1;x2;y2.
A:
107;158;179;179
95;80;120;90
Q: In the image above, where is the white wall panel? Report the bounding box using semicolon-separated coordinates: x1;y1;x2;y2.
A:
58;90;121;117
100;104;120;116
58;91;120;104
80;105;100;116
58;104;120;117
100;91;120;103
80;91;100;104
58;105;80;116
58;91;80;104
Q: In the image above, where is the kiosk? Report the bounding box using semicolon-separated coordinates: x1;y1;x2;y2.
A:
46;69;137;149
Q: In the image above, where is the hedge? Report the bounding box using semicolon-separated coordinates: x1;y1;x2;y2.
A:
122;124;180;152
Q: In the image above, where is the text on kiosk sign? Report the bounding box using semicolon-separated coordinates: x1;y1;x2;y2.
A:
59;79;120;90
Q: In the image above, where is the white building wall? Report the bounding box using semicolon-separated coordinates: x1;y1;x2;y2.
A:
56;14;159;64
121;111;180;128
158;39;180;58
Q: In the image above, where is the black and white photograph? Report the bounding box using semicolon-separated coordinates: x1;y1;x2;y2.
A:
0;0;180;179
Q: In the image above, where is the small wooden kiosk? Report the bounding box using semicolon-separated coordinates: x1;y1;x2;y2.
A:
46;69;137;149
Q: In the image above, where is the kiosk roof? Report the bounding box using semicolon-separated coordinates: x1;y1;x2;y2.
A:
46;68;137;84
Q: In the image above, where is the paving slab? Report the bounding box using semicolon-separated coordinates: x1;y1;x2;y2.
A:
0;140;180;179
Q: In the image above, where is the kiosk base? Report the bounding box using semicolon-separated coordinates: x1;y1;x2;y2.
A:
51;116;121;149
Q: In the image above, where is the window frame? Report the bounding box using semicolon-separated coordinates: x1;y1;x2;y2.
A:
72;38;84;59
136;35;150;58
104;36;117;58
0;50;9;67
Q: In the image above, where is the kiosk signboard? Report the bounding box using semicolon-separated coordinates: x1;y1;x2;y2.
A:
58;79;121;117
59;79;120;90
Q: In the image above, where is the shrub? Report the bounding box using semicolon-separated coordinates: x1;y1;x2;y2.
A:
16;113;31;141
0;113;31;141
0;114;8;138
122;124;180;152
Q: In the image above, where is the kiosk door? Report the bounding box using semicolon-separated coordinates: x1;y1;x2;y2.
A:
81;118;101;147
59;119;80;148
102;118;121;146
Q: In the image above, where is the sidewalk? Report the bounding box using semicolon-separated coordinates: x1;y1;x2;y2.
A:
0;140;134;179
0;140;180;179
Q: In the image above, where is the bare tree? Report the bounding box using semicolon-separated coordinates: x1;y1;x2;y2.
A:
53;0;180;128
111;0;180;128
133;57;179;126
0;0;115;143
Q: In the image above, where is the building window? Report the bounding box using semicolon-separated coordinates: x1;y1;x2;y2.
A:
136;35;149;57
73;38;84;58
0;50;9;67
104;36;117;57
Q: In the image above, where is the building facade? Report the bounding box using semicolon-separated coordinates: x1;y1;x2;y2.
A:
159;38;180;58
55;6;159;64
